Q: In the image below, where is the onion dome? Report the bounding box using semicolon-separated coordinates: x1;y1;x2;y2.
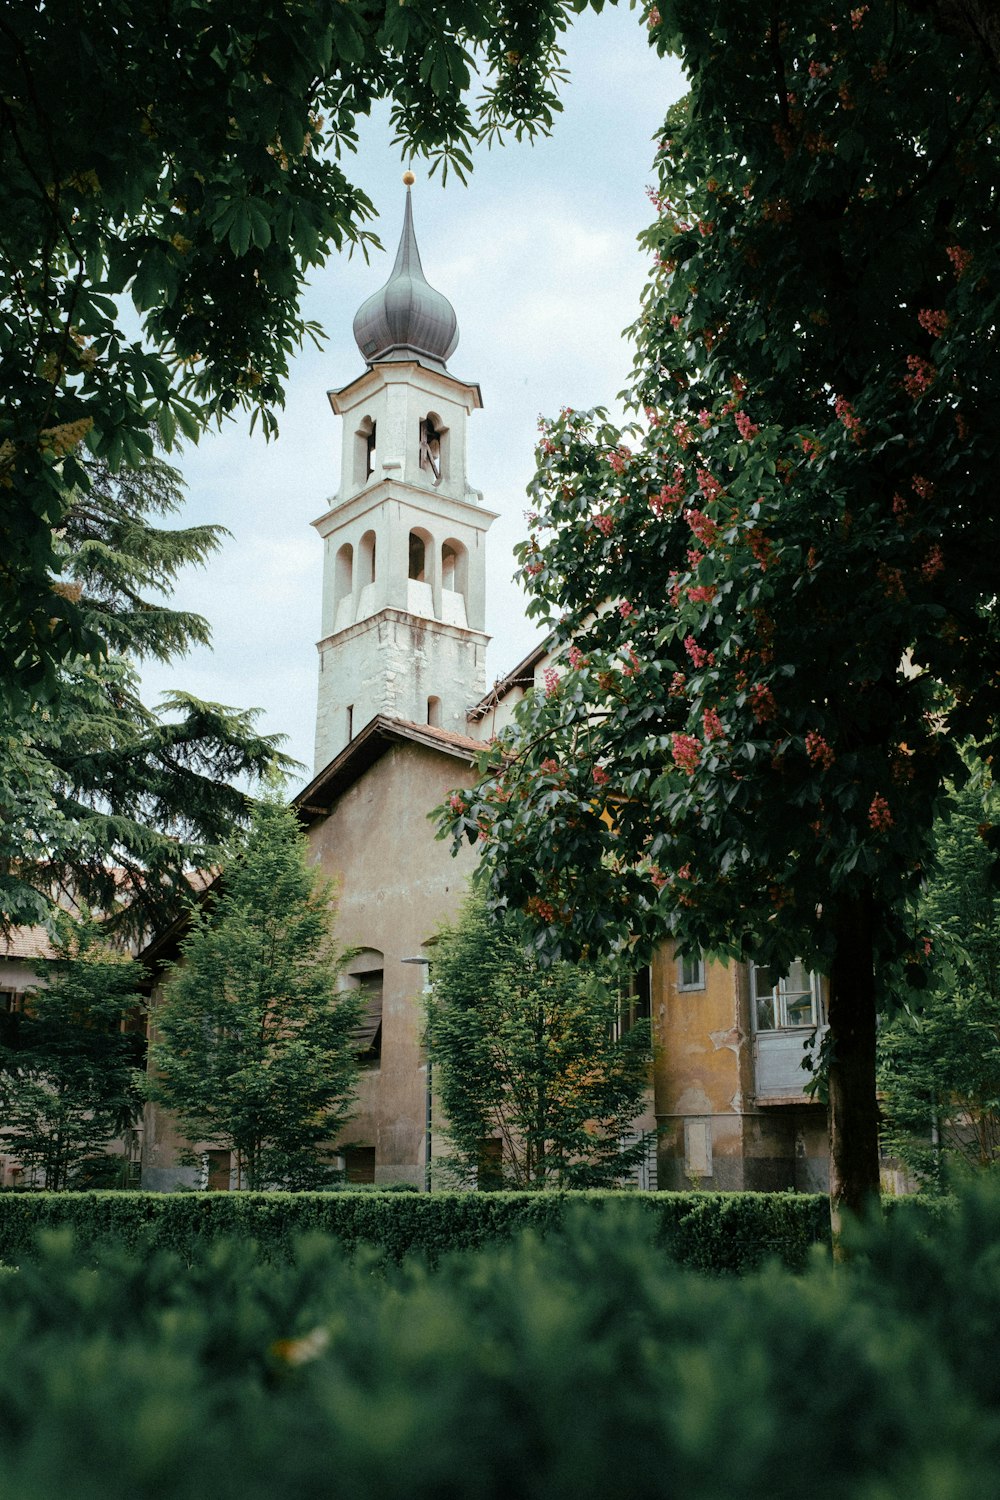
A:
353;182;459;372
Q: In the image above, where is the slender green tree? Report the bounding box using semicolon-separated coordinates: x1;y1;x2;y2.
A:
0;916;146;1190
149;799;361;1190
426;895;652;1189
439;0;1000;1228
880;778;1000;1187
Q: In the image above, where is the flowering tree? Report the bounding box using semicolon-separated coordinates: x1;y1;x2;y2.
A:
440;0;1000;1225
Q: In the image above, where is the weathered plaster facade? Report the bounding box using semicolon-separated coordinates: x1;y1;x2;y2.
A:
650;948;828;1192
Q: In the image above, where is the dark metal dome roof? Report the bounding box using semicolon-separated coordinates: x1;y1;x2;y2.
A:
352;188;459;372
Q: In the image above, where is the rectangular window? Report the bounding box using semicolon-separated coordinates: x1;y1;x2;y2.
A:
751;960;821;1030
344;1145;376;1185
352;970;383;1065
477;1138;503;1191
677;953;706;991
206;1150;231;1191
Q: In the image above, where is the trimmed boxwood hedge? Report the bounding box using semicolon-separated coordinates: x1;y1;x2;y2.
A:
0;1185;998;1500
0;1188;831;1272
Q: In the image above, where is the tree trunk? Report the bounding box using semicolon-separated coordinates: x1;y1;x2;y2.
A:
827;897;882;1255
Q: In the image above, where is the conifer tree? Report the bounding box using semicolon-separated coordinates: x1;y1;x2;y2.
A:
149;799;360;1190
1;454;291;936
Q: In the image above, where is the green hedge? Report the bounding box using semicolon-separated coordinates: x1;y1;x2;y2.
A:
0;1186;998;1500
0;1188;830;1272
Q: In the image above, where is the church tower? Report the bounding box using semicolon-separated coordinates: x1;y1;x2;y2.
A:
312;179;497;771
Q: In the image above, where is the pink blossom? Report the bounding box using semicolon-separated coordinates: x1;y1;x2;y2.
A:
618;600;635;620
946;244;973;278
449;793;466;813
669;671;687;697
698;409;712;428
540;758;559;774
869;794;893;832
594;513;614;537
696;468;723;502
750;683;777;723
917;308;949;339
684;635;710;669
671;733;702;776
592;765;610;786
912;475;935;501
735;410;759;441
903;355;936;400
702;707;725;741
672;419;694;447
685;508;720;546
543;668;560;695
607;446;631;475
650;467;687;516
568;644;588;669
687;585;718;604
805;731;835;770
834;395;865;441
921;544;945;581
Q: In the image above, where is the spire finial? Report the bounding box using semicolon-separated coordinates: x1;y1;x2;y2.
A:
351;184;459;371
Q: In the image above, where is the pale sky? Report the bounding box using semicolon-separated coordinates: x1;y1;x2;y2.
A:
139;8;686;788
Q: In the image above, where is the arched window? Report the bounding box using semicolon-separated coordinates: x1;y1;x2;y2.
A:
354;416;376;486
358;530;377;585
441;539;468;595
419;411;448;486
334;542;353;611
342;948;385;1066
427;695;442;727
408;530;426;580
440;539;468;627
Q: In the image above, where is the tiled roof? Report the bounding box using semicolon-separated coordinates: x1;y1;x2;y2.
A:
0;925;57;963
295;712;481;820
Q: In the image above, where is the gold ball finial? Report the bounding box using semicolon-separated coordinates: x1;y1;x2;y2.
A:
402;170;415;187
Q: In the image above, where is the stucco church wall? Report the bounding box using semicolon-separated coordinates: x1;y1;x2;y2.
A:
306;740;479;1186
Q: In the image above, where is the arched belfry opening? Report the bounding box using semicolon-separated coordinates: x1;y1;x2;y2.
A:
419;412;448;486
355;416;376;486
334;542;354;631
408;531;426;580
408;527;434;619
440;538;468;628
